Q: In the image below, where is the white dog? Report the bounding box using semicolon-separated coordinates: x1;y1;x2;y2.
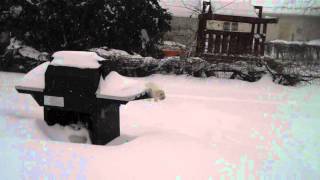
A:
145;82;166;102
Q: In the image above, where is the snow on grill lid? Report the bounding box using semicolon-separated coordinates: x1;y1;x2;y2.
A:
51;51;105;69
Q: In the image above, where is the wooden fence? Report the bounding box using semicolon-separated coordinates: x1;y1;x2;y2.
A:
199;30;265;55
196;4;278;61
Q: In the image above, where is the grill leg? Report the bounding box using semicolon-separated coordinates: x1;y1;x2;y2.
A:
44;107;82;126
89;103;120;145
44;107;58;126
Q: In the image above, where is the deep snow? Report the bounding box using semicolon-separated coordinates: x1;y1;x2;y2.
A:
1;71;320;179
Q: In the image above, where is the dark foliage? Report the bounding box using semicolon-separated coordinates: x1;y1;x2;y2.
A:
0;0;171;57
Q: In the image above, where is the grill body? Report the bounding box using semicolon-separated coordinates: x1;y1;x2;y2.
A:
16;63;152;145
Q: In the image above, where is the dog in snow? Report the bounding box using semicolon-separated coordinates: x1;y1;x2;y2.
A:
145;82;166;102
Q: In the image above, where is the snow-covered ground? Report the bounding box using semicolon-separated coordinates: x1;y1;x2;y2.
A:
1;71;320;179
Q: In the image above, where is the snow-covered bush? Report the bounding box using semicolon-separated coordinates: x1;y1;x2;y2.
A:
0;37;49;72
265;40;320;63
0;0;171;57
264;40;320;85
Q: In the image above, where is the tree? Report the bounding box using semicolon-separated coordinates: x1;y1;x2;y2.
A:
0;0;172;57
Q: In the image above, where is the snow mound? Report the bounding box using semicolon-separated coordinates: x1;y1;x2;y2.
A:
3;71;320;179
18;46;42;60
97;71;147;98
270;39;320;46
51;51;105;69
42;122;91;144
270;39;304;45
16;62;50;91
90;48;142;59
256;73;274;85
96;71;165;101
6;37;48;61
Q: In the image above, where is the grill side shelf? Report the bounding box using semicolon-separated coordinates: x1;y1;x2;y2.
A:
15;86;44;106
96;90;151;103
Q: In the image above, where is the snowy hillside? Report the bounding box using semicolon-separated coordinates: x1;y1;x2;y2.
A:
0;71;320;179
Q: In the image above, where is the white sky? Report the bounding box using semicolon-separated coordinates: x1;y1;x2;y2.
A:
159;0;320;17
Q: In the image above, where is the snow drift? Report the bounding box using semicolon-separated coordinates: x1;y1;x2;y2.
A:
1;71;320;179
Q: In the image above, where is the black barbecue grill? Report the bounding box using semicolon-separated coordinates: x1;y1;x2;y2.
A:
16;51;154;145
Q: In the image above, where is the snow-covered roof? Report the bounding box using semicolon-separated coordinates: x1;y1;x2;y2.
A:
270;39;305;45
51;51;105;69
211;1;258;18
270;39;320;46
